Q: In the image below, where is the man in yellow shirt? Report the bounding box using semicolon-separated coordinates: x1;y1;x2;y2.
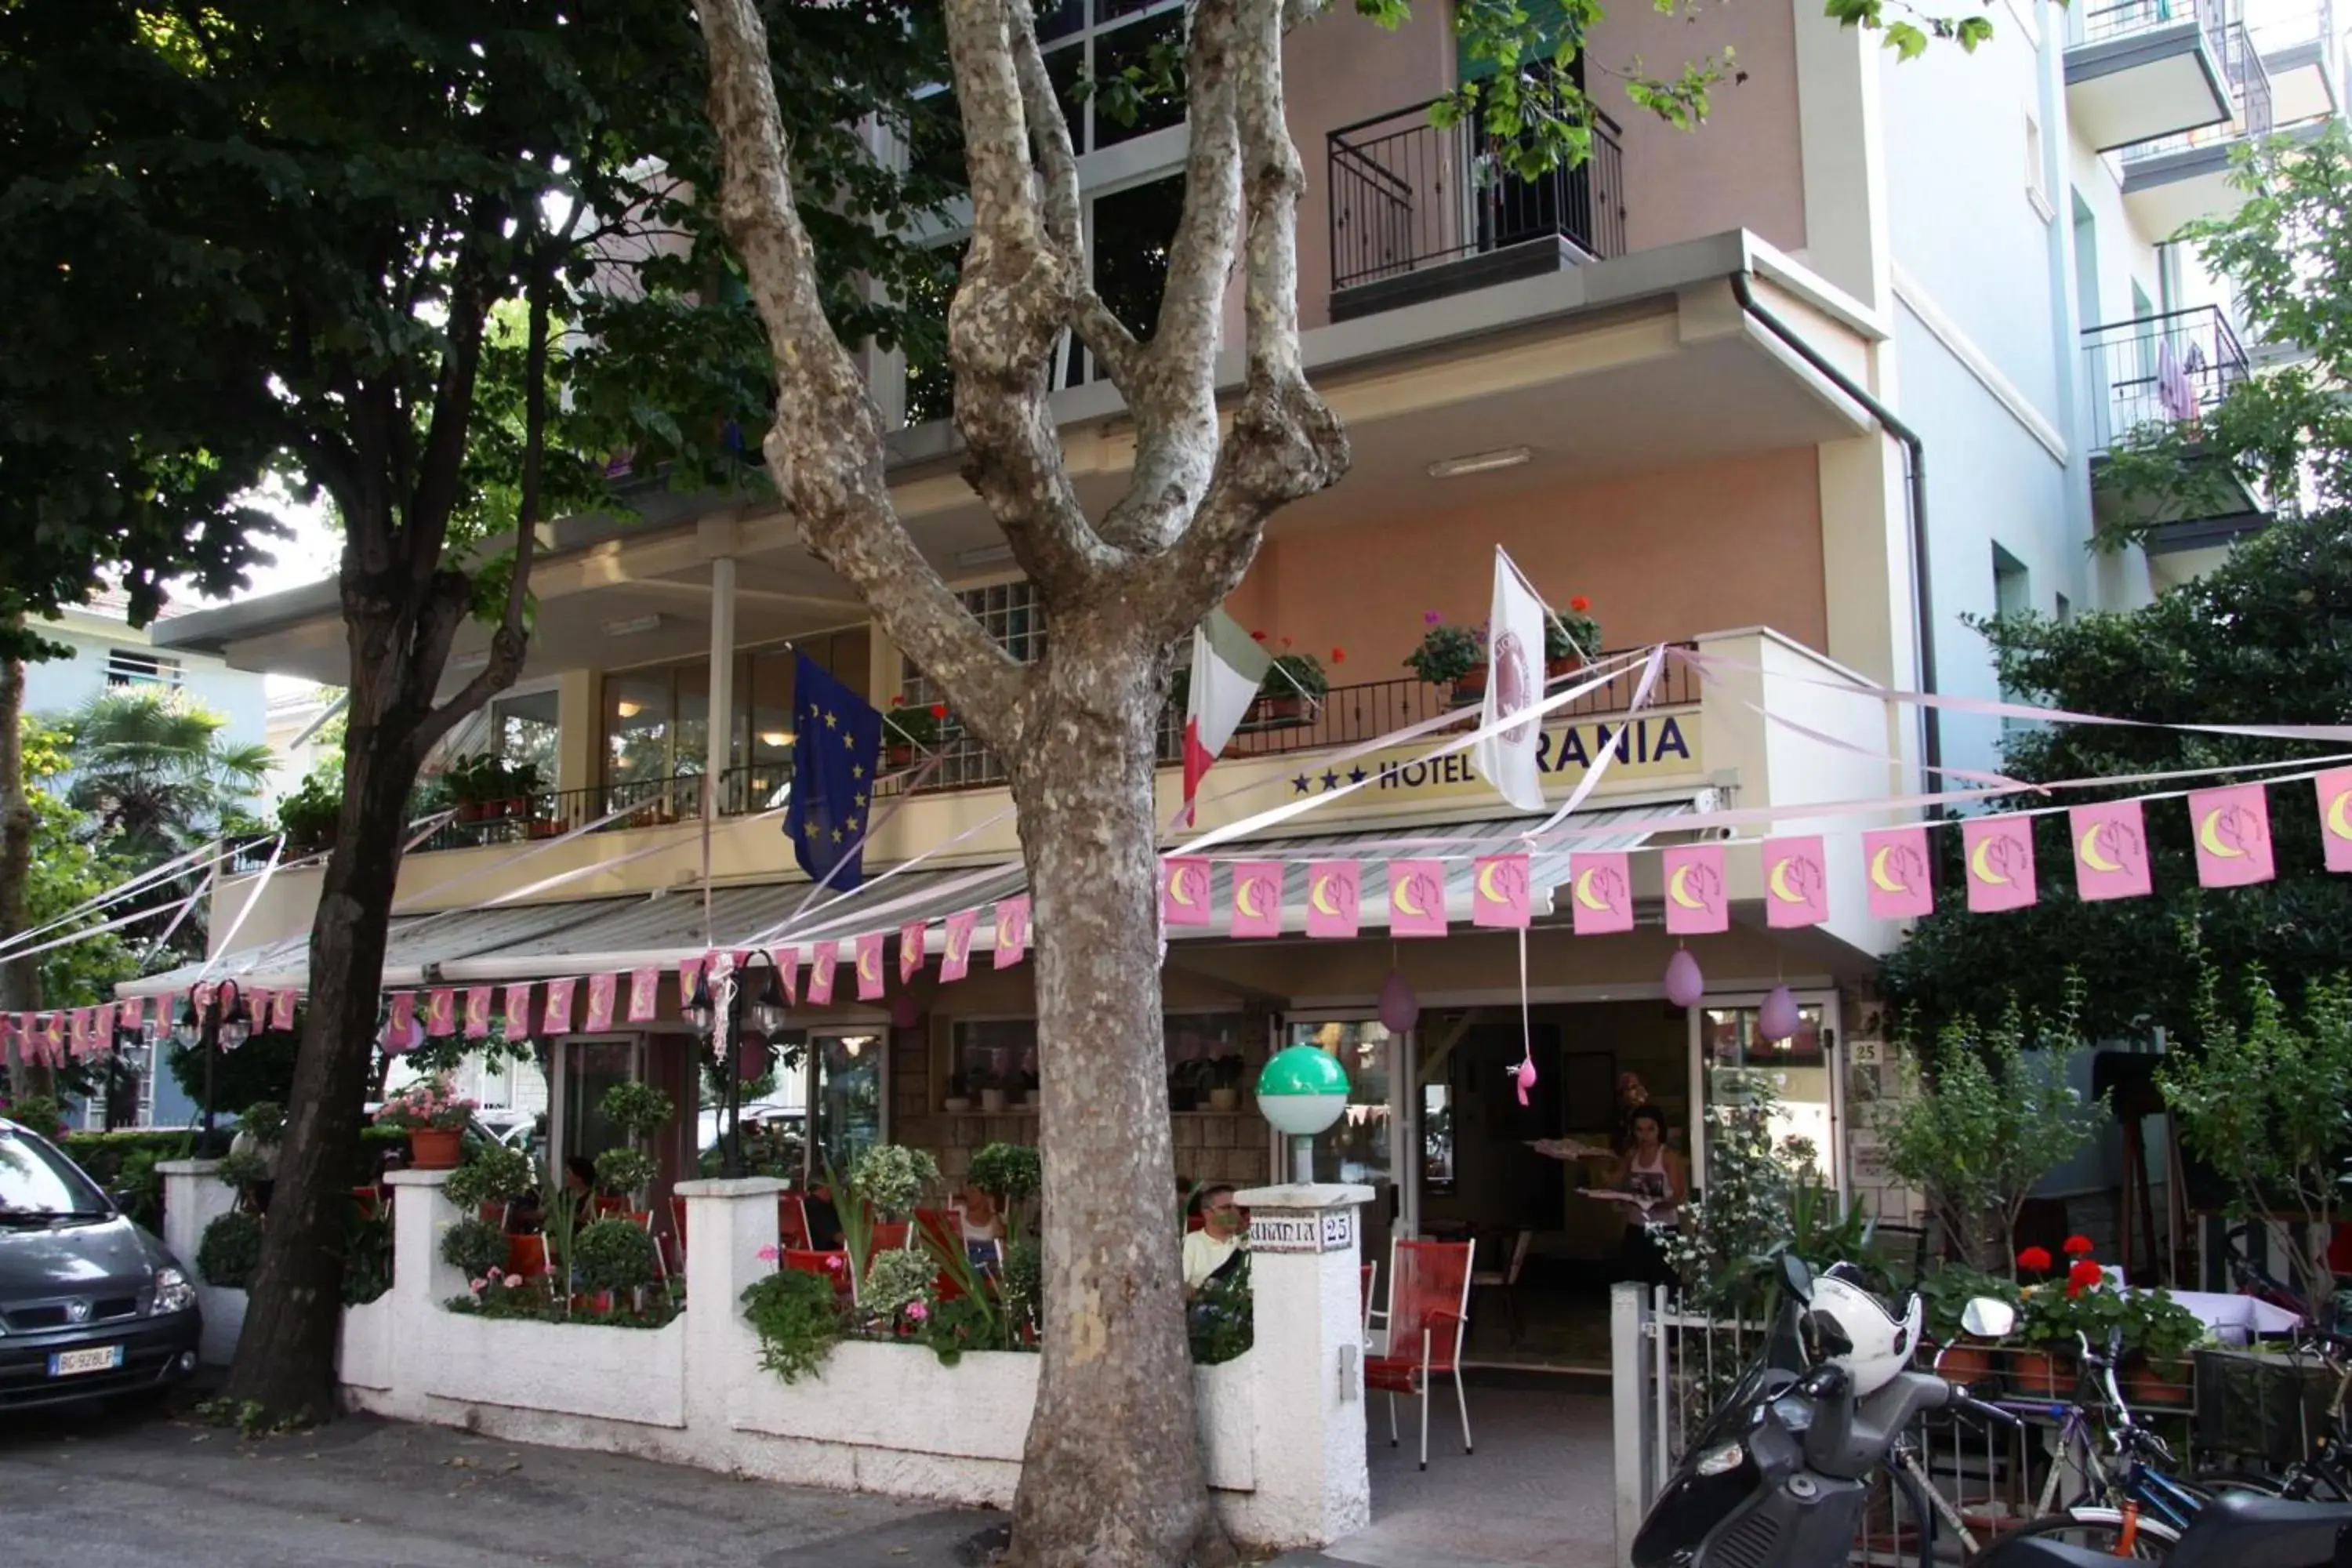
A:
1182;1184;1247;1298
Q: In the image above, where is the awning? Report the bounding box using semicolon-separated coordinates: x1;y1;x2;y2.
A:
1166;799;1702;940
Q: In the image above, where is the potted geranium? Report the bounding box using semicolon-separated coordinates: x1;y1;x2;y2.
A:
374;1076;476;1169
882;697;949;766
1257;641;1332;726
2013;1236;2118;1398
444;754;495;822
278;775;341;855
2121;1286;2204;1407
1545;596;1602;677
1405;612;1486;706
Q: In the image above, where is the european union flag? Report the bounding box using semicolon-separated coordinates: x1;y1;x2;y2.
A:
786;652;883;893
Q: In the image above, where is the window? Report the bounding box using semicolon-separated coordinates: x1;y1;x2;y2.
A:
1054;174;1186;387
598;632;869;808
899;579;1047;705
2024;111;2052;221
813;1031;886;1175
900;240;967;429
2056;592;2073;622
490;690;560;780
1994;546;2031;729
104;650;181;688
1038;0;1188;155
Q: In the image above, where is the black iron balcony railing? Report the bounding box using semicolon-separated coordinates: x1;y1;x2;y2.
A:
1327;99;1626;296
2121;20;2274;161
2078;0;2227;50
2082;303;2250;452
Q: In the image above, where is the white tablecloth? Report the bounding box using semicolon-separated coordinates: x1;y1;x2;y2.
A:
2150;1287;2303;1343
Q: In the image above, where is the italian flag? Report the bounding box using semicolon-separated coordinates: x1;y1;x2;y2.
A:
1181;609;1273;826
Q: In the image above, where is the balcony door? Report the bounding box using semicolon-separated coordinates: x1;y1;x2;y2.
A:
1456;7;1588;256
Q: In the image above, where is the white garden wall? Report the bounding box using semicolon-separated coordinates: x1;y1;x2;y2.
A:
163;1165;1364;1553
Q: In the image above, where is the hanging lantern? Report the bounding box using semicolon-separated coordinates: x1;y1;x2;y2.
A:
1759;985;1801;1044
888;993;922;1031
1663;948;1704;1010
1377;969;1420;1034
378;1016;423;1058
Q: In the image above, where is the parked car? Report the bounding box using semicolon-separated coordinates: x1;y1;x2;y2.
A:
0;1116;202;1411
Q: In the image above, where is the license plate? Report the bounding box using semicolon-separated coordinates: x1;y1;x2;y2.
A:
47;1345;124;1377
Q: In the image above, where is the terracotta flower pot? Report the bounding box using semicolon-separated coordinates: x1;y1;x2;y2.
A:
408;1127;463;1170
456;800;485;823
1546;656;1585;680
1449;668;1488;707
1257;695;1307;727
1934;1344;1996;1387
2125;1358;2194;1408
2005;1348;2075;1400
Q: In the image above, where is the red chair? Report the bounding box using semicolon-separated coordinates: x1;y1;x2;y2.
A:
1360;1261;1378;1345
477;1203;506;1228
1363;1239;1475;1470
783;1247;852;1298
869;1220;911;1254
778;1194;813;1250
505;1232;554;1283
627;1210;667;1283
592;1195;629;1218
668;1194;688;1272
349;1186;383;1221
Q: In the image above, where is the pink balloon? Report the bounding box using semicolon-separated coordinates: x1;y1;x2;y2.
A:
888;993;921;1030
1663;949;1704;1010
1513;1055;1537;1107
738;1037;768;1080
1759;985;1802;1044
1377;969;1419;1034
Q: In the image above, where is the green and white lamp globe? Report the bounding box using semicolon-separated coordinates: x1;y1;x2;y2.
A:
1257;1045;1350;1138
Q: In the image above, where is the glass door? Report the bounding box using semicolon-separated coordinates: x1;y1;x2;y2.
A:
558;1037;641;1166
1279;1017;1413;1266
1689;994;1842;1189
810;1029;885;1181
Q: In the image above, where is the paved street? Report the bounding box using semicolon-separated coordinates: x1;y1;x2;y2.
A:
2;1375;1613;1568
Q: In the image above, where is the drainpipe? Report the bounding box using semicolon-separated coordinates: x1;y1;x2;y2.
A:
1728;271;1942;787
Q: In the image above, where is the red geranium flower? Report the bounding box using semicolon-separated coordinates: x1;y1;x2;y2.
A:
1569;595;1591;613
889;693;905;708
2066;1281;2087;1299
2017;1246;2053;1273
2063;1235;2094;1257
2067;1258;2105;1290
929;703;948;719
1250;629;1267;641
1331;648;1345;662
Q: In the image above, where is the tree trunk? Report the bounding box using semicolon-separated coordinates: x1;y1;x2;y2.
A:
0;655;51;1103
1006;639;1234;1568
221;710;413;1422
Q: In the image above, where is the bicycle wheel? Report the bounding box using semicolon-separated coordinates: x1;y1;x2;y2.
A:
2185;1466;2289;1498
1980;1508;2183;1560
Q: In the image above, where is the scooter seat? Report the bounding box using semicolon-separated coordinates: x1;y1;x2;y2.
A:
2168;1489;2352;1568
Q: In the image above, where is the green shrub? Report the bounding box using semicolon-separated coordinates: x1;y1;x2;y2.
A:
966;1142;1040;1206
741;1266;844;1382
238;1101;287;1144
862;1244;935;1327
214;1149;270;1194
445;1142;535;1211
1000;1237;1043;1339
3;1095;67;1138
439;1217;509;1281
198;1210;264;1288
597;1081;675;1140
592;1147;656;1199
573;1218;660;1294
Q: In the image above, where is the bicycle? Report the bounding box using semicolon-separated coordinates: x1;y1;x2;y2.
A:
2190;1324;2352;1502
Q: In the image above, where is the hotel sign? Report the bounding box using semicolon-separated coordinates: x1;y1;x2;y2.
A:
1203;711;1703;826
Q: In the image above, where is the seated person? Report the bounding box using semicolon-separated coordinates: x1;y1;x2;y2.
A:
958;1184;1005;1270
1182;1184;1247;1299
800;1183;845;1252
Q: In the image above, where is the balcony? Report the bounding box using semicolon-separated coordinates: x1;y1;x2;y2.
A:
2120;22;2277;232
1326;99;1627;324
2082;305;2269;568
2065;0;2234;152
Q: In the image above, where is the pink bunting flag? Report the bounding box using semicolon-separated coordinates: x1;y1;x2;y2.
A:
1762;836;1831;930
772;947;798;1006
941;910;978;982
40;1012;64;1063
543;977;576;1033
120;996;145;1033
503;982;534;1037
94;1001;118;1045
1567;851;1634;936
854;932;886;1002
2190;782;2274;887
1662;844;1729;935
70;1008;93;1060
900;921;927;985
1305;861;1361;939
626;966;659;1023
1387;859;1449;938
464;985;494;1039
806;942;837;1005
245;989;272;1032
1961;815;2037;913
272;987;297;1031
1472;854;1531;930
390;991;417;1037
1162;858;1212;927
1229;860;1285;939
1861;827;1933;920
2069;800;2151;902
426;988;457;1037
2319;768;2352;873
584;972;618;1032
677;955;704;1010
993;896;1031;969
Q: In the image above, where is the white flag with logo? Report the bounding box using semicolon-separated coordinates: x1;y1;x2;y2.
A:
1476;548;1548;813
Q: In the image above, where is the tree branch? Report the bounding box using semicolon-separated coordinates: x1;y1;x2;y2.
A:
1138;0;1347;633
1008;9;1138;394
697;0;1029;750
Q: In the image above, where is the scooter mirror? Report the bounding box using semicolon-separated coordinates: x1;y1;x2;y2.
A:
1780;1250;1813;1303
1960;1298;2016;1339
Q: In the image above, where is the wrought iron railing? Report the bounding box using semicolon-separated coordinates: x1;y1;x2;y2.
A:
2077;0;2226;49
1327;97;1626;295
2120;20;2274;161
2081;304;2250;452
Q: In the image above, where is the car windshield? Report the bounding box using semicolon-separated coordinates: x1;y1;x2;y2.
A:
0;1127;111;1220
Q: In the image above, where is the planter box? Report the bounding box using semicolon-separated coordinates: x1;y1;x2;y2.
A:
422;1309;688;1429
339;1296;397;1391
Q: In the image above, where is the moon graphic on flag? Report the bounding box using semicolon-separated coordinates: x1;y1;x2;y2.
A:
858;946;880;985
2078;821;2122;874
1867;845;1910;895
1667;863;1709;911
1309;873;1342;918
2329;789;2352;841
1572;868;1611;911
947;925;969;964
1167;862;1202;907
2199;806;2256;858
1235;874;1267;922
1475;859;1525;908
1392;873;1427;917
1493;631;1537;746
1766;855;1811;905
1969;834;2013;886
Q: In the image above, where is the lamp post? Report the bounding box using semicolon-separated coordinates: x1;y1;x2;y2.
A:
1256;1044;1352;1185
173;980;252;1144
688;952;787;1179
